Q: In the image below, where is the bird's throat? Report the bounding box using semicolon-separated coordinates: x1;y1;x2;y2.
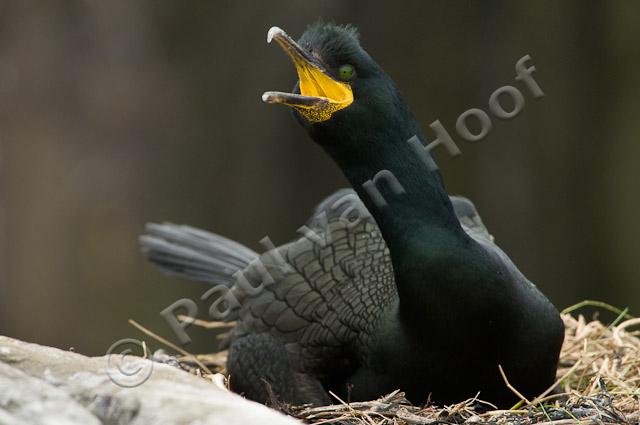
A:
323;130;468;309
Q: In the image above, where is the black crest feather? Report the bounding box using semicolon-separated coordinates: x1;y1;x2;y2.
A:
299;22;361;67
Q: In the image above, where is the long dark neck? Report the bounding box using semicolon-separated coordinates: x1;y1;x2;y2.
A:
315;114;468;312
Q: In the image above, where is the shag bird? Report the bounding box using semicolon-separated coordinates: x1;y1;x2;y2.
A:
140;23;564;408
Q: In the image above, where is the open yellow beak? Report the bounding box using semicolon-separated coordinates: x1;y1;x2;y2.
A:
262;26;354;123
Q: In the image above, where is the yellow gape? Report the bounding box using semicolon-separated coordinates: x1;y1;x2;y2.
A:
294;58;353;122
262;26;354;123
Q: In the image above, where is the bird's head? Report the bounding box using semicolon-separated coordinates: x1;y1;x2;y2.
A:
263;23;415;148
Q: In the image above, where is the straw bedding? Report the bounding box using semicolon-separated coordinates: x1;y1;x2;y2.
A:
176;307;640;425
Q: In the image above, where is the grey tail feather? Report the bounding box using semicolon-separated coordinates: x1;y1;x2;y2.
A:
139;223;259;286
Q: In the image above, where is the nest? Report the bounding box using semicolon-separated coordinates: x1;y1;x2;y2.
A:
285;313;640;425
139;304;640;425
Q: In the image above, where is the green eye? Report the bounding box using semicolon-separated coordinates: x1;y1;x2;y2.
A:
338;64;355;81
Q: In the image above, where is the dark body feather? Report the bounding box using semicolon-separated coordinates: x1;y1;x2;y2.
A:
141;190;555;405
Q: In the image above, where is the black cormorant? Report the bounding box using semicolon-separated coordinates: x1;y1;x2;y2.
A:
140;23;564;408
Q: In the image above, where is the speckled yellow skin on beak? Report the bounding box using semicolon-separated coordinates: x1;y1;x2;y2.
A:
262;26;354;123
293;57;353;122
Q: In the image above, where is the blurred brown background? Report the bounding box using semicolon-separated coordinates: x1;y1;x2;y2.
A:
0;1;638;355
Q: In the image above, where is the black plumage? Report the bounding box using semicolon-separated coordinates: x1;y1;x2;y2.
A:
140;23;564;408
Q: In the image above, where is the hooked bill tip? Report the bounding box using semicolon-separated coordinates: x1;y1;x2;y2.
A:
267;26;284;43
